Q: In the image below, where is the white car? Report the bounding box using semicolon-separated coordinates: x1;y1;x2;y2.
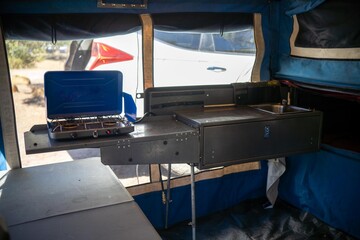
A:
66;29;256;115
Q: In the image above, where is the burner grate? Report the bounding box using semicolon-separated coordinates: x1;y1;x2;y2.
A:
48;115;134;140
50;116;128;132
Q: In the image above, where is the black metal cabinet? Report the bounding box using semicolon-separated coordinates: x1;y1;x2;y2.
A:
175;107;322;169
202;115;321;168
203;120;276;167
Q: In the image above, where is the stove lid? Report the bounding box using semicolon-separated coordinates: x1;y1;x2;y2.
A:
45;71;123;119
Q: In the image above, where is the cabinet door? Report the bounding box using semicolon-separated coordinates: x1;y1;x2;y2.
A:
202;121;276;168
276;116;321;154
201;114;322;169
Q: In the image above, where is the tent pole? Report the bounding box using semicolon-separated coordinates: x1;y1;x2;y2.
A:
165;163;171;229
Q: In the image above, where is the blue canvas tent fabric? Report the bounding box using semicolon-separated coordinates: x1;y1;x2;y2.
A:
0;0;358;89
135;162;268;229
0;0;268;14
2;14;142;41
276;56;360;90
272;0;360;91
282;0;326;16
279;145;360;239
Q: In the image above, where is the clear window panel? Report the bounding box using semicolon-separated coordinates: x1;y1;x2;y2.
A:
110;164;150;187
160;163;222;180
6;31;148;187
159;164;192;180
153;27;256;87
155;31;200;50
213;30;256;54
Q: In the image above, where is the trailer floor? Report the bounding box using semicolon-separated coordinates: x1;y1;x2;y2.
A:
158;198;355;240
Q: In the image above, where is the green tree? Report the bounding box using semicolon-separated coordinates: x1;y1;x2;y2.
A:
5;40;47;69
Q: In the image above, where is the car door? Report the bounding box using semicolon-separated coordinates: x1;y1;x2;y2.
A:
198;31;256;84
153;31;207;87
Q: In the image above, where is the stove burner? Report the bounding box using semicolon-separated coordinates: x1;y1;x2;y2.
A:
63;123;78;130
48;115;134;140
84;121;102;129
103;121;117;126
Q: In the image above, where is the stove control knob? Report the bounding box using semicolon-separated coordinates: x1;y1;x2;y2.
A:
93;131;99;138
70;133;77;139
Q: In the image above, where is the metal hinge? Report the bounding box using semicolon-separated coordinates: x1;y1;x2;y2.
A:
97;0;147;9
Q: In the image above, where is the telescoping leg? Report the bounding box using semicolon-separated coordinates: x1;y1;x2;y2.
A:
190;163;196;240
165;163;172;229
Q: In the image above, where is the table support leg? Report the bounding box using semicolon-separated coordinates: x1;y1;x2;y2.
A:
190;163;196;240
165;163;171;229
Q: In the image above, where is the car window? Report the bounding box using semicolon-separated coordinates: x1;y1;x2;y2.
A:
213;34;235;52
64;40;92;71
196;29;256;54
155;31;200;50
214;29;256;54
155;29;256;54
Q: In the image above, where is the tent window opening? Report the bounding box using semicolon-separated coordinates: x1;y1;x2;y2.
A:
5;33;150;187
153;28;256;87
151;14;256;178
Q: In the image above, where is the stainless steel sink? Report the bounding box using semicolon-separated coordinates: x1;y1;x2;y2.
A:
251;104;310;114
